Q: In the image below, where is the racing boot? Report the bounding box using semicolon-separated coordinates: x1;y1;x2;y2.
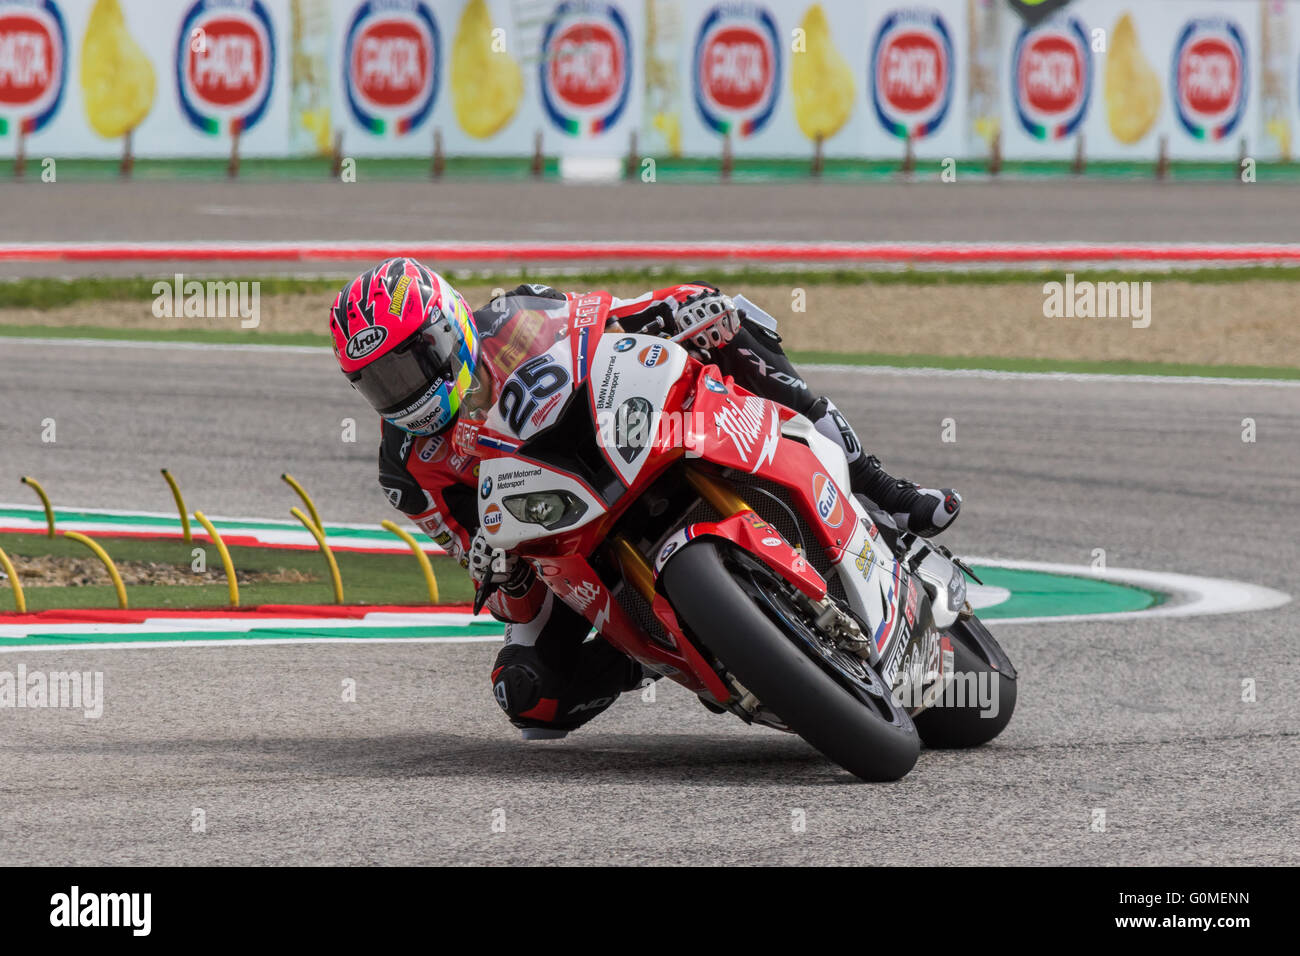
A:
808;398;961;538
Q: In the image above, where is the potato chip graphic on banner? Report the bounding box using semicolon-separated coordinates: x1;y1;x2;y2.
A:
452;0;521;139
1104;13;1159;145
792;3;853;141
81;0;156;139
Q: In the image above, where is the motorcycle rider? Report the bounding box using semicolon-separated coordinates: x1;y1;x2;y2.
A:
330;258;961;739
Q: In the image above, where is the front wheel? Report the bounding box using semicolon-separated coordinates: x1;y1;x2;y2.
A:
661;541;919;782
912;615;1018;749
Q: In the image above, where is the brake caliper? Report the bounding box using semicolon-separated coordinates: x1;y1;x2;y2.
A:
797;592;874;660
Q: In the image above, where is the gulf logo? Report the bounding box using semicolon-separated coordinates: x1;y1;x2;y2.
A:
1011;15;1091;140
0;0;67;137
812;472;843;529
692;3;780;137
870;9;953;140
483;503;503;534
343;0;440;137
417;434;447;464
1171;18;1247;141
539;1;631;137
176;0;276;136
638;343;668;368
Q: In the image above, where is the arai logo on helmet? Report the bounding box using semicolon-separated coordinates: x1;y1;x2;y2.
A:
0;0;67;137
871;8;953;140
1172;18;1247;141
1011;15;1091;140
693;2;780;137
812;472;843;528
177;0;276;136
343;0;440;137
539;1;631;137
345;325;387;360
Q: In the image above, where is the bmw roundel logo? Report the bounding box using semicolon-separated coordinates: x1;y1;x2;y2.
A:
613;337;637;352
480;476;493;499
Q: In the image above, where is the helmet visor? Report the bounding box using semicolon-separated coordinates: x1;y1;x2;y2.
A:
350;325;441;409
348;286;480;435
350;323;470;435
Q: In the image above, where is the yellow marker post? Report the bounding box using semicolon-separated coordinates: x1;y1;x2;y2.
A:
292;507;343;604
381;519;440;604
0;546;26;614
62;531;128;610
193;511;239;607
19;476;55;537
160;469;192;543
281;473;323;533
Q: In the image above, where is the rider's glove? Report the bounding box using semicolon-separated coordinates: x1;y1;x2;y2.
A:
673;291;742;359
468;529;519;587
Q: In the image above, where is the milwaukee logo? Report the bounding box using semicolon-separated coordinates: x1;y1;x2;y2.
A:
714;397;777;470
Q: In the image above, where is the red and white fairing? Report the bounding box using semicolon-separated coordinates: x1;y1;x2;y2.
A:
469;293;946;703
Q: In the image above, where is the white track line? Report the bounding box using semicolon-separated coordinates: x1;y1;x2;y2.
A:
967;558;1291;625
5;337;1296;387
0;561;1284;652
0;610;488;639
803;363;1300;388
0;635;503;653
0;502;394;533
0;336;328;355
967;584;1011;610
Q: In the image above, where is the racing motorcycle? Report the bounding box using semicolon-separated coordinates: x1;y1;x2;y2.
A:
459;291;1017;781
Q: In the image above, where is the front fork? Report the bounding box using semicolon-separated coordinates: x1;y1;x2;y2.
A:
609;466;873;660
608;466;792;603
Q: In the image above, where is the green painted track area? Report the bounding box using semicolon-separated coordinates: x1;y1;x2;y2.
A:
0;623;506;649
0;563;1166;650
973;566;1160;620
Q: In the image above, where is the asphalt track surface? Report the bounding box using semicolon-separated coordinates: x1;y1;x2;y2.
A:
1;339;1297;865
2;179;1300;276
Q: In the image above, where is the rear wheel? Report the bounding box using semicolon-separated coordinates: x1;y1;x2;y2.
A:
912;616;1017;748
662;541;919;782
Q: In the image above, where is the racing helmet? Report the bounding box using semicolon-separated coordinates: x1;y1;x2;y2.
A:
330;258;480;436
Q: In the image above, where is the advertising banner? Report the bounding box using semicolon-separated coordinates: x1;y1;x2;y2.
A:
0;0;292;158
0;0;1291;162
863;3;967;159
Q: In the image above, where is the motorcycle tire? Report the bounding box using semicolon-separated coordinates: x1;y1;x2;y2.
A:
662;540;919;782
